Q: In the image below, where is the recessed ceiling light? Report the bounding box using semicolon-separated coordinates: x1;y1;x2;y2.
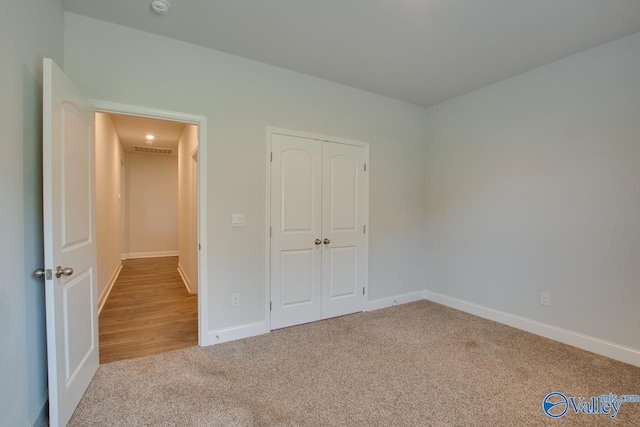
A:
146;135;155;140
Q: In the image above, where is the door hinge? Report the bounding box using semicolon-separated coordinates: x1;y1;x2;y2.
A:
270;227;272;237
270;301;272;311
364;163;367;172
198;243;201;250
363;287;365;295
363;225;366;234
270;152;273;162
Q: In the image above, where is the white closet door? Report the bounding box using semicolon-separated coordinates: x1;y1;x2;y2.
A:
270;134;323;329
321;142;367;319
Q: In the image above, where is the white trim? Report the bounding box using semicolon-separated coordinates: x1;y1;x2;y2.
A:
365;290;427;312
98;263;122;315
424;290;640;368
267;126;370;148
177;263;194;294
361;144;370;310
264;128;272;330
92;100;204;125
201;322;269;346
122;251;178;259
264;127;370;331
197;118;208;348
29;388;48;427
92;99;208;347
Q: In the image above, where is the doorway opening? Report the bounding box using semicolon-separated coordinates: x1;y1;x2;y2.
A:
92;103;207;363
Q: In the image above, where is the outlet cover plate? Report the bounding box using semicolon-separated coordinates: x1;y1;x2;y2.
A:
540;292;550;306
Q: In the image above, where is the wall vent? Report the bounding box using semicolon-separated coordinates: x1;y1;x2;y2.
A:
132;145;173;155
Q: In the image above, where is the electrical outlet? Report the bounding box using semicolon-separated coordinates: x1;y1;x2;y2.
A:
540;292;550;306
231;293;240;307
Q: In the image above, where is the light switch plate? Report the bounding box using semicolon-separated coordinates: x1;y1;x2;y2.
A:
232;214;246;227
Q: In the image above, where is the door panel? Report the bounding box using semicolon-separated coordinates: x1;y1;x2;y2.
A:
281;150;315;232
321;142;366;319
280;250;314;306
62;271;94;384
328;246;357;298
43;58;98;427
61;104;92;249
270;134;322;329
329;155;357;231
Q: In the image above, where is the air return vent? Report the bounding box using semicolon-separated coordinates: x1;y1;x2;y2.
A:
132;145;173;155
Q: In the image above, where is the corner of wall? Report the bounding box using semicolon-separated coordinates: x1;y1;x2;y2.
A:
98;263;123;314
28;389;48;427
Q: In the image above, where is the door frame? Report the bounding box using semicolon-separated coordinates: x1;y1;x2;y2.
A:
92;99;208;346
264;126;370;330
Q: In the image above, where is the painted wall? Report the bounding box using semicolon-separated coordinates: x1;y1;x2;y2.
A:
0;1;64;425
423;32;640;350
124;152;179;257
178;124;198;292
95;113;124;302
64;12;428;335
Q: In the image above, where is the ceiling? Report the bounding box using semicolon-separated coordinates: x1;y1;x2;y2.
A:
108;113;186;156
64;0;640;108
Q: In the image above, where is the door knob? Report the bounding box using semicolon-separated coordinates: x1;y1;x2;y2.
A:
314;239;322;245
34;269;46;278
323;238;330;245
55;266;74;278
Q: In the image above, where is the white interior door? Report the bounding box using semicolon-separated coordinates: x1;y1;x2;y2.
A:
270;131;369;330
270;134;322;329
321;142;367;318
43;58;98;427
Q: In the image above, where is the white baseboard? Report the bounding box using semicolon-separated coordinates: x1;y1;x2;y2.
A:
200;290;425;347
29;388;48;427
177;263;195;294
201;322;268;346
197;289;640;368
365;290;426;312
98;263;122;315
198;291;425;348
122;250;179;260
424;290;640;368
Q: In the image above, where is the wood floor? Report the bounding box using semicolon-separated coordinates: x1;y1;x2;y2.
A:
99;257;198;364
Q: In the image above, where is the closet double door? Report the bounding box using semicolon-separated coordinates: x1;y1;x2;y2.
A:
270;133;368;330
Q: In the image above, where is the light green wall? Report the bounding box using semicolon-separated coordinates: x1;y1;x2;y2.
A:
0;1;65;426
64;12;429;334
423;32;640;350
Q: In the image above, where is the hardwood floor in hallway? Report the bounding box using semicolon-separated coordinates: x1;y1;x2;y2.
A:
99;256;198;364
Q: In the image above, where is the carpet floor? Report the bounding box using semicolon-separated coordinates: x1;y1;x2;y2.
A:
69;301;640;426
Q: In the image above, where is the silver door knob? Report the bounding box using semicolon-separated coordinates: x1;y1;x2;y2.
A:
55;266;74;278
34;269;46;278
314;239;322;245
323;238;330;245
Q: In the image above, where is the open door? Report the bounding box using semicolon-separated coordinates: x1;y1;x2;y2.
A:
42;58;98;426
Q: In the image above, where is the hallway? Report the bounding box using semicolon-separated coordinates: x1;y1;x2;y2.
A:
99;257;198;364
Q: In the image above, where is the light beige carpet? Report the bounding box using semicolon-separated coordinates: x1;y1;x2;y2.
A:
69;301;640;426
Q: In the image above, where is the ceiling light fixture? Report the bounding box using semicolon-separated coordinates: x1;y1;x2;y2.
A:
146;135;155;140
150;0;170;15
